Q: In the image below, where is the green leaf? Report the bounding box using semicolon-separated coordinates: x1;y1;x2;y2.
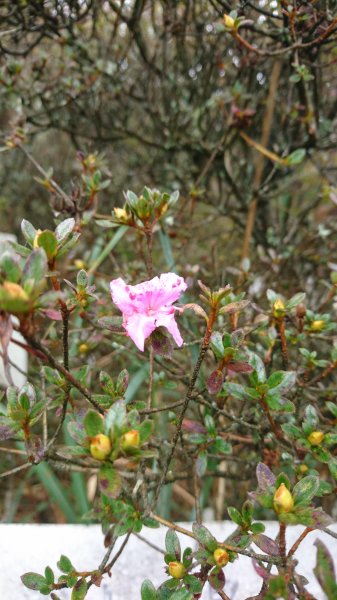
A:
286;148;306;166
18;382;36;407
266;371;296;395
126;190;139;208
83;410;103;437
227;506;243;526
324;433;337;446
67;573;78;587
21;572;47;591
293;475;320;506
36;230;58;259
326;402;337;418
208;567;225;591
212;437;232;455
71;578;88;600
222;382;247;401
99;465;122;499
57;554;74;573
328;458;337;480
141;579;158;600
77;269;88;288
282;423;302;438
250;522;265;534
183;574;202;593
139;419;153;443
165;529;181;560
21;219;37;245
57;232;80;257
44;566;54;585
241;500;254;525
168;590;193;600
192;523;217;551
286;292;306;310
22;249;47;289
182;547;193;568
116;368;129;395
105;400;126;434
210;332;225;359
99;370;115;395
55;218;75;242
0;251;21;282
247;351;266;383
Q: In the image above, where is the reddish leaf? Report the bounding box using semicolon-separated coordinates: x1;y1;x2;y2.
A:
227;361;254;374
41;309;62;321
206;369;224;394
256;462;276;490
252;559;271;581
182;419;206;434
253;534;279;556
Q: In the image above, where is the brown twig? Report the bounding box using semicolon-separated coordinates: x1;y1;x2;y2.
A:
240;59;282;265
287;527;313;558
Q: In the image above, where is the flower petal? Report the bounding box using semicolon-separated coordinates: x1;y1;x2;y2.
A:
155;311;184;347
123;313;157;351
110;278;136;315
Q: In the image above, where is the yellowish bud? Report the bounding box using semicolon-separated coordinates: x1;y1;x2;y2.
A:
74;259;86;270
310;320;325;332
2;282;29;301
85;153;97;168
114;207;128;221
213;548;229;567
272;298;286;318
307;431;324;446
273;483;294;514
79;343;90;354
223;14;236;30
298;464;309;474
168;561;186;579
33;229;43;249
121;429;140;451
90;434;112;460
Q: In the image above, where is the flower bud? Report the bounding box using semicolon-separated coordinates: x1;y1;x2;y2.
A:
310;320;325;332
90;434;112;460
296;303;306;319
114;207;128;221
213;548;229;567
168;561;186;579
121;429;140;451
1;282;29;302
273;483;294;514
33;229;43;249
79;343;90;354
307;431;324;446
272;299;286;318
223;14;236;30
74;259;86;270
298;464;308;474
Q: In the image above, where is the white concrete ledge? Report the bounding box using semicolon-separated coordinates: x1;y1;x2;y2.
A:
0;523;336;599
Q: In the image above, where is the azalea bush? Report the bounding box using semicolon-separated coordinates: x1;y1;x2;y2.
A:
1;1;337;599
0;145;336;599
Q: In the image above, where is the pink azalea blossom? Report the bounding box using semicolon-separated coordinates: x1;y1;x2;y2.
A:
110;273;187;351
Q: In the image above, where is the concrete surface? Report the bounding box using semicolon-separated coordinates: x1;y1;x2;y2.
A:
0;522;336;599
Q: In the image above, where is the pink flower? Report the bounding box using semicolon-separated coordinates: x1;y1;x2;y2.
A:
110;273;187;351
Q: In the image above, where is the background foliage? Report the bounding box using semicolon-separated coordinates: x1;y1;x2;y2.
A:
1;1;337;598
